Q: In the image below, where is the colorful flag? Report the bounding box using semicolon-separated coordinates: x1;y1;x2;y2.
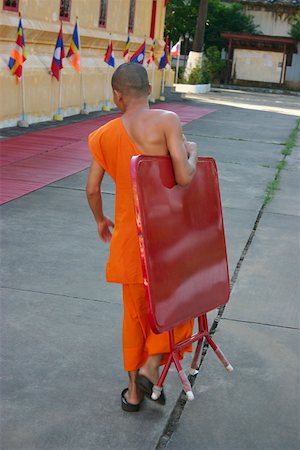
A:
147;39;156;66
171;39;181;57
164;0;169;7
158;37;169;69
67;20;80;72
8;17;27;83
123;36;130;62
104;40;115;67
51;23;65;81
130;40;146;64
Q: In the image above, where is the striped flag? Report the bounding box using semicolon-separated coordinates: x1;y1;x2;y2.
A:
51;23;65;81
171;39;181;57
158;37;169;69
67;20;80;72
104;40;115;67
147;39;155;66
130;40;146;64
8;17;27;83
123;36;130;62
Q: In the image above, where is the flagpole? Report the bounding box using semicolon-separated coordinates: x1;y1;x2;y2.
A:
159;68;166;101
54;73;63;121
17;12;28;128
149;63;155;103
59;72;62;114
18;73;28;127
53;21;64;121
17;67;29;128
175;52;180;84
77;17;88;115
80;72;88;114
169;40;173;86
167;64;171;86
103;65;110;111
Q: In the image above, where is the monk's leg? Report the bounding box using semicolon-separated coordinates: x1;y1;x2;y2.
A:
139;354;163;385
122;284;148;404
122;284;193;400
126;370;142;405
142;321;195;385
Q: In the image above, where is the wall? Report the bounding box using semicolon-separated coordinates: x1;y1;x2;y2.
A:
244;7;291;36
0;0;169;127
232;49;284;83
243;5;300;86
286;42;300;89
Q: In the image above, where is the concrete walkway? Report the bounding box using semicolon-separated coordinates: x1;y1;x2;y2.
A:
1;90;299;450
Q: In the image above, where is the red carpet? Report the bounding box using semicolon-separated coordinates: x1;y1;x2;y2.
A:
0;104;215;204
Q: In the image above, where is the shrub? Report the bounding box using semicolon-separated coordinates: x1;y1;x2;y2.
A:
185;46;225;84
204;46;225;82
186;65;211;84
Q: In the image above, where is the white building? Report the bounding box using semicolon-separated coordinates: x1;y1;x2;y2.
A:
223;0;300;89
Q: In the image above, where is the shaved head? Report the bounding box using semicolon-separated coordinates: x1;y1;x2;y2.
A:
112;63;149;98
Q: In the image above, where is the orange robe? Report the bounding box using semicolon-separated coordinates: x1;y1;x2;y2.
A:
89;117;193;371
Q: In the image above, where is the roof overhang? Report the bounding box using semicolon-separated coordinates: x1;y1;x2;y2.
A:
221;32;298;54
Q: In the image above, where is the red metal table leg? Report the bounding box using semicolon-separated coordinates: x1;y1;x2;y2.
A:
172;350;194;400
190;316;206;375
205;335;233;372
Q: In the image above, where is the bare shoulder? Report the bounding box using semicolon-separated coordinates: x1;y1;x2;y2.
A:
149;109;181;128
150;109;179;120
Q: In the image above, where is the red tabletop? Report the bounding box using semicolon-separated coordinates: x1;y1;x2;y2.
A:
131;155;230;334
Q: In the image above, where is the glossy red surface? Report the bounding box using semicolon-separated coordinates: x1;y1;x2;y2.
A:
131;155;230;334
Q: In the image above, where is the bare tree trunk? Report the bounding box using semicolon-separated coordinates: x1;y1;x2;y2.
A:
192;0;208;52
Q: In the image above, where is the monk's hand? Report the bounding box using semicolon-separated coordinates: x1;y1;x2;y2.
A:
185;141;198;158
97;216;114;242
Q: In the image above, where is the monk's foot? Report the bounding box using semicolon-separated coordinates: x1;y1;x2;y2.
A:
124;384;144;405
139;366;159;385
136;370;166;405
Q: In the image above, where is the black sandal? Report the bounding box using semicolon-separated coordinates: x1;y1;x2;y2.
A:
136;374;166;405
121;388;143;412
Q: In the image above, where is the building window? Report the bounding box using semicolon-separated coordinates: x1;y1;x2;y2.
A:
3;0;19;11
59;0;71;21
128;0;135;33
99;0;108;28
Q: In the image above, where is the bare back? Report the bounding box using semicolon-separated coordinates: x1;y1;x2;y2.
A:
120;104;197;187
122;108;178;156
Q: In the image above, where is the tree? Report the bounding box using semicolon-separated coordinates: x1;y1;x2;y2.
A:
289;13;300;42
165;0;199;54
165;0;259;53
193;0;208;52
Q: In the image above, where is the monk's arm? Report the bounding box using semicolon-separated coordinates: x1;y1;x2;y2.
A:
164;113;198;186
86;159;114;242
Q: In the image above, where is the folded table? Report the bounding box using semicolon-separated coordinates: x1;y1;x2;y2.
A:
131;155;233;400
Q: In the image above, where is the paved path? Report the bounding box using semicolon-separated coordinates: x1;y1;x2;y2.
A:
188;88;300;116
0;104;214;204
1;90;299;450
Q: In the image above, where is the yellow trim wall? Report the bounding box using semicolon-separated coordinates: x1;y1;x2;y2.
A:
232;49;284;84
0;0;173;127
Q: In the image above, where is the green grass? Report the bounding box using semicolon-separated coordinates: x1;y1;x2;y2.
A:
264;174;281;205
276;159;287;171
281;118;300;156
264;118;299;205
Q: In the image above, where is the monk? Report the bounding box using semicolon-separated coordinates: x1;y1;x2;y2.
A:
86;63;198;412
